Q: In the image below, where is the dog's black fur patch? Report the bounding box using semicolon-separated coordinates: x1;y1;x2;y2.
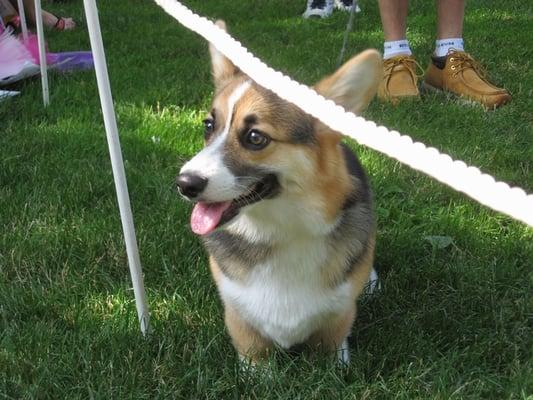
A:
203;231;273;278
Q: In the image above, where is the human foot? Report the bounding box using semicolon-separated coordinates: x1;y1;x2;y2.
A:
42;10;76;31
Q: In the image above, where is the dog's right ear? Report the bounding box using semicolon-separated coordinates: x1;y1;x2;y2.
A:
209;20;241;91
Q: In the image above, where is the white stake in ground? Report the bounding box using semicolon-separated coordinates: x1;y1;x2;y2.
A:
16;0;28;41
33;0;48;106
83;0;150;335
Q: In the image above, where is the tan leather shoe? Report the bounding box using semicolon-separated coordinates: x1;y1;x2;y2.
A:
378;55;420;103
423;50;511;109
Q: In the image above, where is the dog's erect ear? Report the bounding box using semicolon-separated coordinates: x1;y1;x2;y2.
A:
314;49;382;114
209;20;241;91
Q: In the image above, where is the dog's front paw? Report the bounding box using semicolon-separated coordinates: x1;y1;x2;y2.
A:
336;338;350;366
364;268;381;296
238;354;275;379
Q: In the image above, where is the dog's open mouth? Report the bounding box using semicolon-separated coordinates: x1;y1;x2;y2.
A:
190;174;279;235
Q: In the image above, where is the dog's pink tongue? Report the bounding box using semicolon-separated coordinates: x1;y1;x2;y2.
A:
191;201;232;235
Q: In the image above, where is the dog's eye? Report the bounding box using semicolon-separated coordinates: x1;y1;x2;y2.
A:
203;118;215;140
243;130;270;150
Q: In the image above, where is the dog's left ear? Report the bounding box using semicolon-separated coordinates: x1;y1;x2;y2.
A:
314;49;382;114
209;20;241;91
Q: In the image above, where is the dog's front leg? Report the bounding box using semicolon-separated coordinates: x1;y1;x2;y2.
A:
224;303;273;365
307;308;356;366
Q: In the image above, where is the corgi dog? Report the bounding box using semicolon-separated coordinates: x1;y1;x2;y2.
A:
176;21;381;364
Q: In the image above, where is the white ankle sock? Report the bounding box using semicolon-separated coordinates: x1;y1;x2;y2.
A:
383;40;412;59
434;38;464;57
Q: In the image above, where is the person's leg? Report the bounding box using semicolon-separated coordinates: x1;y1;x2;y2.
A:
424;0;511;109
434;0;465;56
377;0;419;102
378;0;409;42
41;9;75;30
436;0;464;40
21;0;75;30
20;0;35;23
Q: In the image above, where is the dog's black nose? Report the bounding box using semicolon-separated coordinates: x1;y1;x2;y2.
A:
176;173;208;198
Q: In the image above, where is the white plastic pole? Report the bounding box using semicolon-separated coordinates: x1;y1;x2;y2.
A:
83;0;150;335
33;0;49;106
16;0;28;41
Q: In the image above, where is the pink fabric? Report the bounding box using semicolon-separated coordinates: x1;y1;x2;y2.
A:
23;33;54;65
0;29;33;80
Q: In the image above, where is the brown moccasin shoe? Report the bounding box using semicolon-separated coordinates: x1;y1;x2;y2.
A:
423;50;511;109
378;55;420;103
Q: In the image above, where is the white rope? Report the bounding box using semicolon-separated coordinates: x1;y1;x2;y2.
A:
154;0;533;227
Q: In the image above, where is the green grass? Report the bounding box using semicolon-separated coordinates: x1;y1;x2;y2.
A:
1;0;532;398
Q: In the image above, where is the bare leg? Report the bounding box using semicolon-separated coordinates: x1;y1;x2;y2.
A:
378;0;409;41
20;0;35;23
41;9;75;30
436;0;464;39
20;0;75;30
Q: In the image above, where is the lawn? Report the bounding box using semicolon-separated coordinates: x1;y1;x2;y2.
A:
1;0;532;398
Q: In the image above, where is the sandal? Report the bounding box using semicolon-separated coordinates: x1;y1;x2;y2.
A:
51;13;75;31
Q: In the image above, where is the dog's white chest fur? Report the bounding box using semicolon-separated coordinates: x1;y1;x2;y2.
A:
219;238;353;349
